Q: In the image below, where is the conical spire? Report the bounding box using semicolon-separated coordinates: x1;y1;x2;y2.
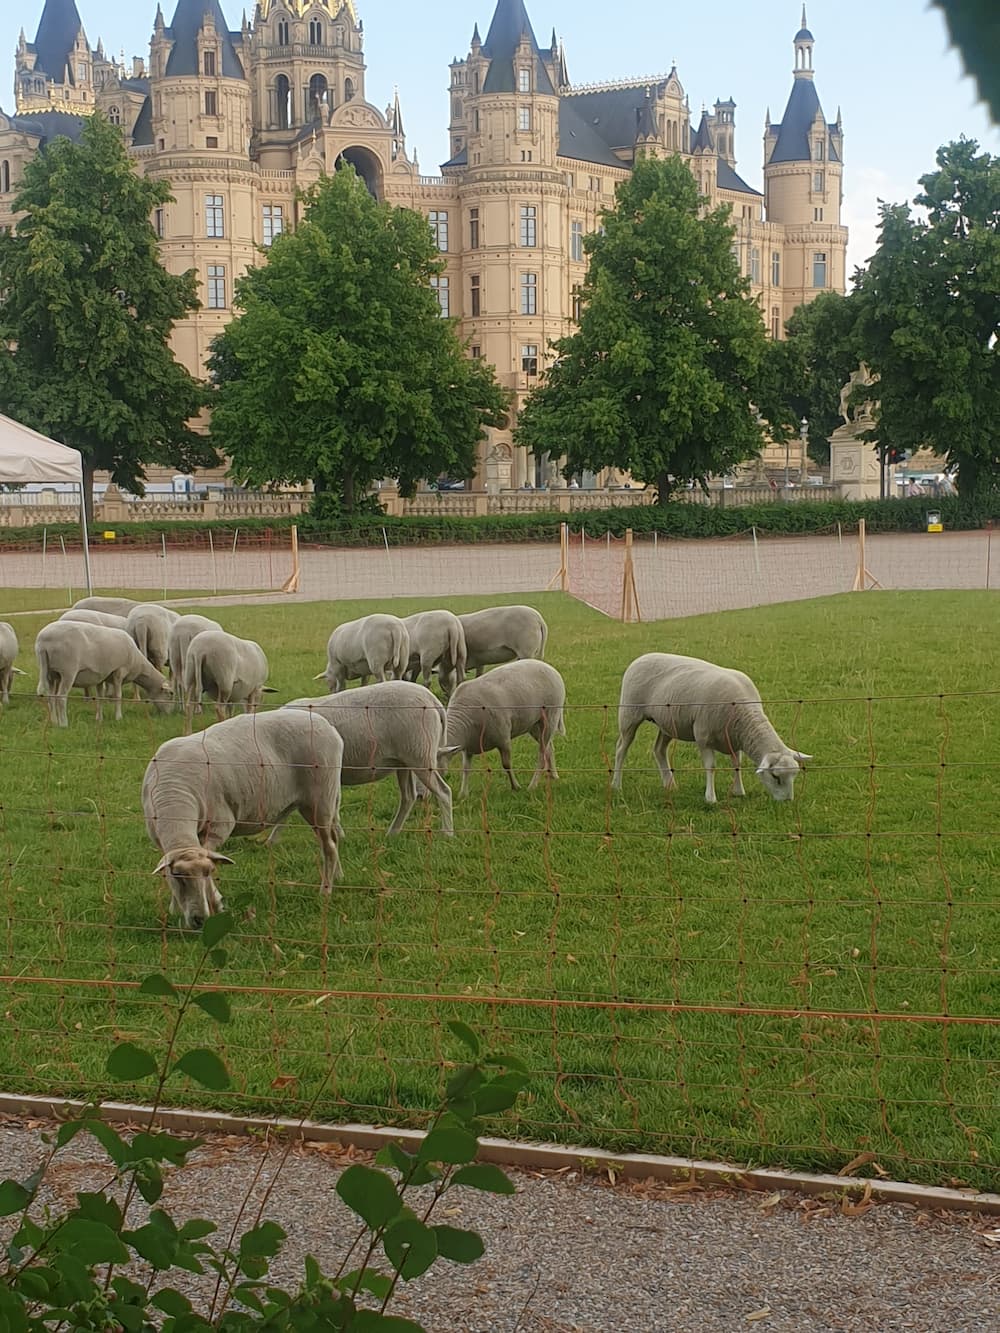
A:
481;0;555;95
163;0;246;79
31;0;85;80
392;86;404;137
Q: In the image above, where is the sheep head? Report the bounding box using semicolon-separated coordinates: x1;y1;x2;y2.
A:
154;846;234;928
755;749;812;802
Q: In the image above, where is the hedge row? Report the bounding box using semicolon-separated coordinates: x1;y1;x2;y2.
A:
0;494;993;550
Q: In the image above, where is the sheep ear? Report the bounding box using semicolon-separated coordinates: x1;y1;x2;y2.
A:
12;667;27;676
153;855;171;876
790;750;813;764
755;759;771;776
208;851;235;866
261;686;278;693
312;671;327;681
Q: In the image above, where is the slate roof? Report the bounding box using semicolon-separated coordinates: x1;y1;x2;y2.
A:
557;98;626;168
441;145;468;169
481;0;555;95
164;0;245;79
717;159;761;196
131;96;153;146
8;110;87;145
769;75;839;163
561;83;664;153
32;0;84;82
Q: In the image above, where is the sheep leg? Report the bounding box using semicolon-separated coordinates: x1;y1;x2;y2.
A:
387;770;419;835
699;746;718;804
417;767;454;836
459;752;472;799
110;674;125;722
499;739;520;791
312;816;342;893
730;751;746;798
611;714;642;789
652;732;676;789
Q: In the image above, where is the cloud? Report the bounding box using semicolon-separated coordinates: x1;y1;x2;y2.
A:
842;166;912;278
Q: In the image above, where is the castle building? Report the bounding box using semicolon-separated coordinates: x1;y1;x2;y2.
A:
0;0;847;489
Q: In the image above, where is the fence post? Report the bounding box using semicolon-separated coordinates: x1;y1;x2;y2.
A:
751;525;761;578
620;527;641;623
852;518;881;592
161;533;168;601
281;524;301;594
208;527;218;596
987;519;993;591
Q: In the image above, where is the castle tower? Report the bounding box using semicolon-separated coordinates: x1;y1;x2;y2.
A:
15;0;96;115
146;0;257;375
763;6;847;315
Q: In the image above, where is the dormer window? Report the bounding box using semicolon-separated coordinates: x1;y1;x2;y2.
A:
203;50;216;77
814;139;825;161
518;67;531;94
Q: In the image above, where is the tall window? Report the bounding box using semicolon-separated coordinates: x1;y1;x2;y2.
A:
204;90;218;116
344;77;355;101
469;207;479;248
519;205;537;247
277;19;289;45
429;210;448;251
430;275;450;316
470;345;481;359
153;206;164;238
108;105;121;126
570;219;583;262
308;74;328;119
309;18;323;44
814;139;825;160
472;109;480;132
813;170;825;193
275;74;291;128
589;175;601;192
263;204;284;247
521;344;538;376
771;250;781;286
520;272;537;315
749;246;761;284
518;106;531;132
207;265;227;309
205;194;224;238
770;306;781;340
203;50;216;76
518;68;531;93
813;252;828;288
813;207;824;222
572;291;582;322
470;274;481;317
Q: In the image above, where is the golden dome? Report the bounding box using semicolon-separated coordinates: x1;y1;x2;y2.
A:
258;1;358;22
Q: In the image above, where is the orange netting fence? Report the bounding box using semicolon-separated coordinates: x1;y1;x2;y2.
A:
0;688;997;1192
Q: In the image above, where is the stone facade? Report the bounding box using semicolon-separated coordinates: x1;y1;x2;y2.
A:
0;0;847;488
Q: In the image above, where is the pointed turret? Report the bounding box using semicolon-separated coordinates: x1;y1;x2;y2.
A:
30;0;86;81
691;107;714;154
161;0;245;79
471;22;481;49
481;0;555;94
767;11;832;163
635;86;657;144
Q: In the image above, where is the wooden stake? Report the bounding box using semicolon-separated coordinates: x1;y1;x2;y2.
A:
281;524;301;594
851;518;881;591
620;528;641;622
547;521;570;591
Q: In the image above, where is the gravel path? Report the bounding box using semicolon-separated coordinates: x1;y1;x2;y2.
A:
1;1120;996;1331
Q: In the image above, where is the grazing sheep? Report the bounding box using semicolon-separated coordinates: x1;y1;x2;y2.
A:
126;603;180;674
445;660;566;798
0;622;25;706
317;614;410;692
167;614;220;689
61;609;130;630
35;622;173;727
402;610;467;696
72;596;141;618
183;629;273;722
611;653;812;804
283;680;455;835
142;710;344;928
458;605;548;679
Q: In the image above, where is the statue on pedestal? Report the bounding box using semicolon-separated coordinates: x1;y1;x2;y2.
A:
838;362;879;428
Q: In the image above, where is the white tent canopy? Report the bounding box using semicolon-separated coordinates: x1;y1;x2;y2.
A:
0;413;93;592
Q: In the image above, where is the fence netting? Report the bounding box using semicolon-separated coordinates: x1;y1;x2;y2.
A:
0;689;997;1193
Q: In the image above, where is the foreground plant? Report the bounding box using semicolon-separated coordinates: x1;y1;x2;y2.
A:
0;915;528;1330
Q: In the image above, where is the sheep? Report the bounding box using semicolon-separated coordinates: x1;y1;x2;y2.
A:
167;614;220;688
61;609;130;630
445;660;566;798
611;653;812;804
282;680;455;836
458;605;548;679
142;710;344;928
35;621;173;727
401;610;467;696
317;614;410;693
0;622;26;706
72;596;141;618
183;628;274;722
126;603;180;675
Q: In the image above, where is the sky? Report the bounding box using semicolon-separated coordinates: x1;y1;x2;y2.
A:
3;0;998;275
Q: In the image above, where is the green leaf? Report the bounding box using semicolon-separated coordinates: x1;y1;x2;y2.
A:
210;948;229;969
0;1180;30;1217
124;1222;176;1269
349;1313;424;1333
446;1021;480;1056
134;1165;164;1205
0;1287;29;1333
111;1276;147;1303
14;1268;54;1300
55;1119;85;1148
482;1052;529;1074
432;1225;485;1264
74;1191;123;1231
109;1302;145;1331
417;1126;477;1166
449;1164;516;1195
173;1048;231;1090
192;991;232;1023
239;1221;286;1260
83;1118;130;1166
132;1130;199;1166
139;973;179;998
106;1042;159;1081
50;1218;130;1264
374;1141;413;1173
201;912;236;949
382;1217;438;1281
336;1165;404;1231
473;1074;529;1117
178;1218;217;1241
340;1268;393;1300
445;1065;485;1102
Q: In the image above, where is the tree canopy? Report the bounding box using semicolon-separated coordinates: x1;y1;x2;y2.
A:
514;155;773;500
0;113;210;517
850;138;1000;497
934;1;1000;122
208;166;509;509
771;291;862;465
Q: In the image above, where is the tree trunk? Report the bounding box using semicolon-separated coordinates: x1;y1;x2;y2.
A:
341;470;356;512
655;471;672;505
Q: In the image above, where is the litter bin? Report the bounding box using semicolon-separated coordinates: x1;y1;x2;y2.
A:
926;510;943;533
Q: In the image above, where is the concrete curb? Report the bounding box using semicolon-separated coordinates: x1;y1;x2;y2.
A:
1;1092;997;1216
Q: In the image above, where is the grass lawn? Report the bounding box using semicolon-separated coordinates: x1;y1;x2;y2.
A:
0;590;997;1189
0;588;235;615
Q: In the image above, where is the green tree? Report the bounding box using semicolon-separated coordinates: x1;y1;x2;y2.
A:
777;290;862;465
934;1;1000;122
514;156;772;501
208;166;509;511
0;113;210;520
852;138;1000;499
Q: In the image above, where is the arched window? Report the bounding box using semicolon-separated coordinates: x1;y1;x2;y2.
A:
277;19;289;46
309;18;322;45
275;73;291;129
0;161;10;193
344;77;355;102
309;73;328;120
108;105;121;126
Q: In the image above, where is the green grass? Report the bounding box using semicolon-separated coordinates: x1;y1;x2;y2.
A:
0;590;998;1189
0;589;235;615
